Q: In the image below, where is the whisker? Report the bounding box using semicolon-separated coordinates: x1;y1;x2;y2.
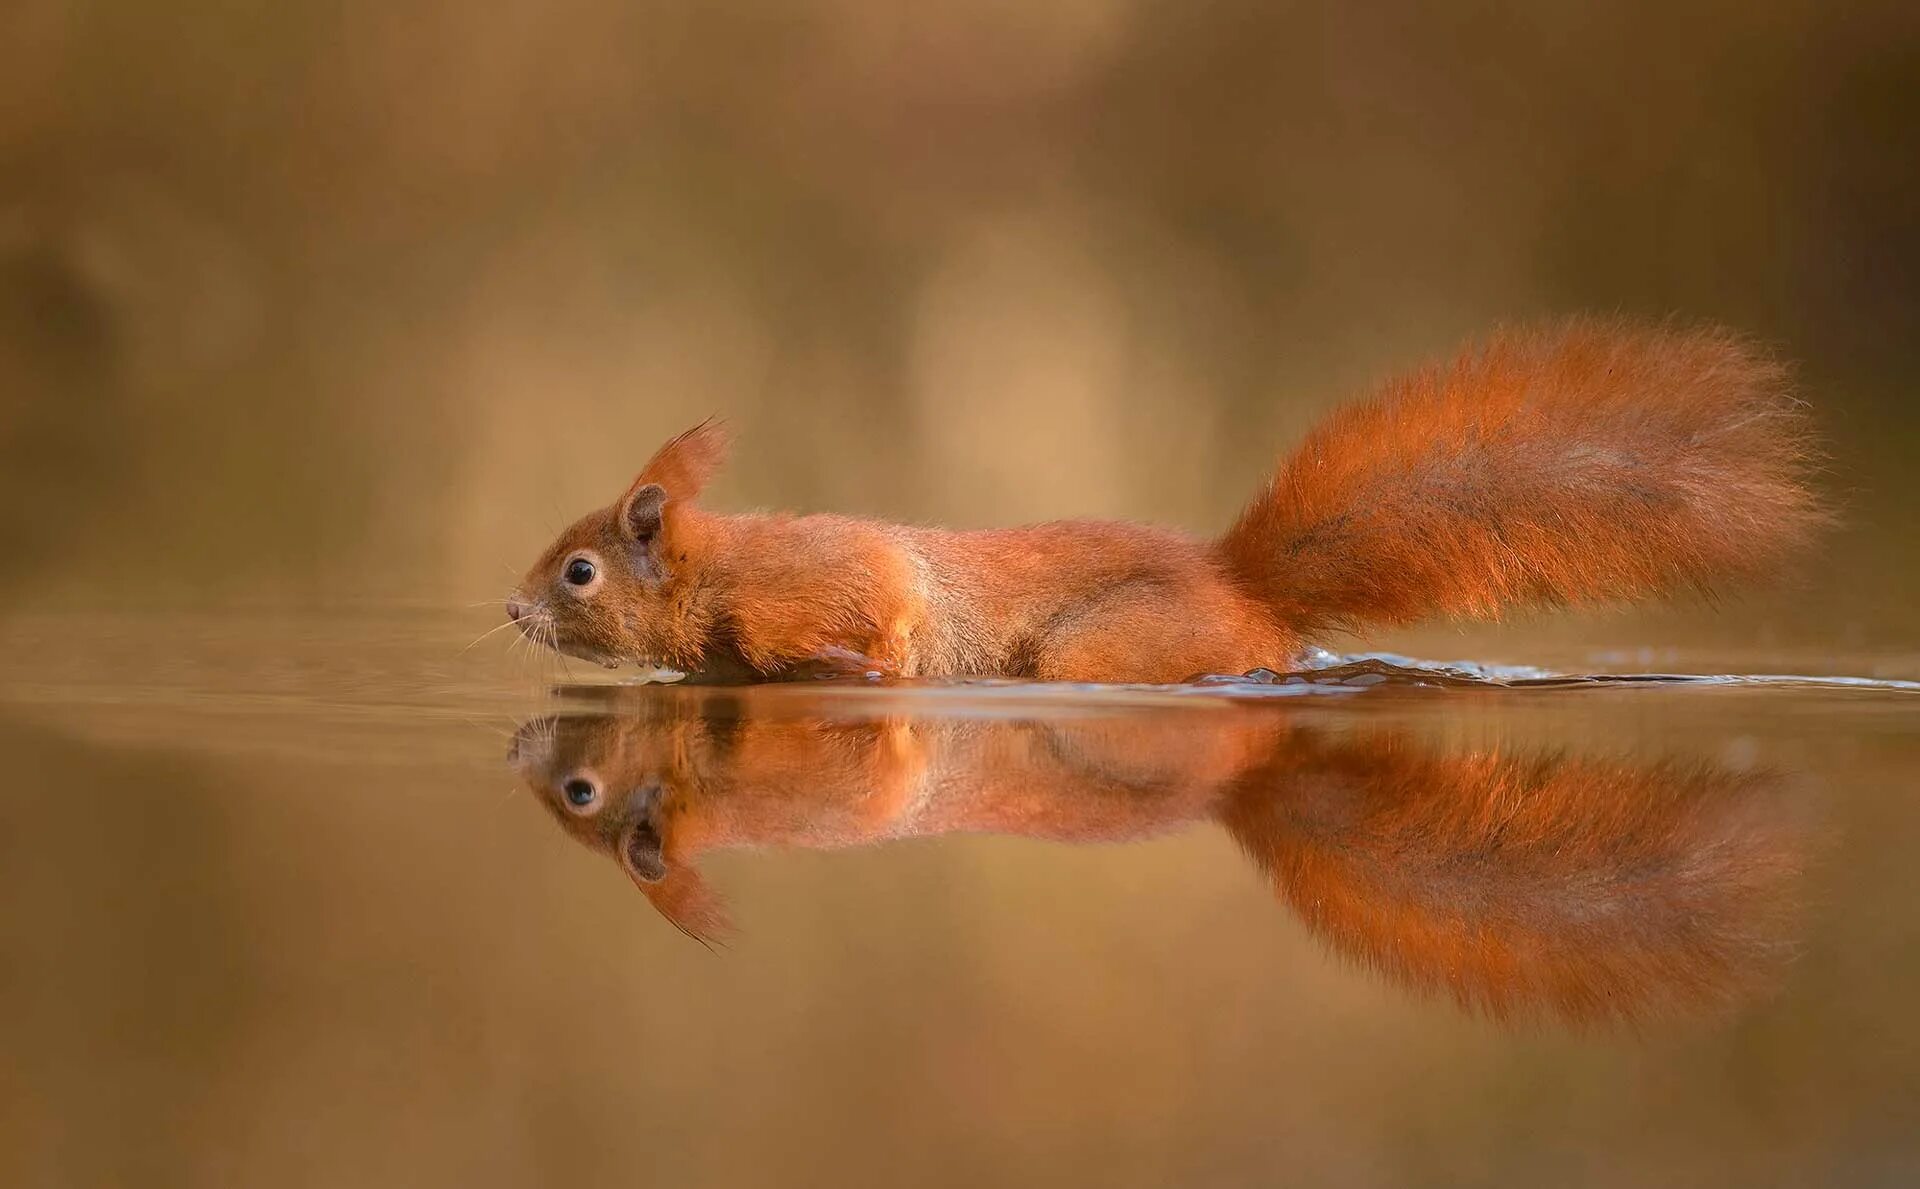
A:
543;615;577;680
462;618;526;653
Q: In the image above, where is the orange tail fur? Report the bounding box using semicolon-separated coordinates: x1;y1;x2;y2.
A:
1218;319;1826;637
1220;729;1813;1024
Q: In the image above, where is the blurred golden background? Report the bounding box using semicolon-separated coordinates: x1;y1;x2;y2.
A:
4;0;1916;658
4;8;1920;1185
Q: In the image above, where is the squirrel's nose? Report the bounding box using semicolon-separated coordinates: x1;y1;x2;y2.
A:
506;599;527;622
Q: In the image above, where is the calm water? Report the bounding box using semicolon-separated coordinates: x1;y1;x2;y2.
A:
3;608;1917;1187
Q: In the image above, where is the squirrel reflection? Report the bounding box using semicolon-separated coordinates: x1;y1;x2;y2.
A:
509;688;1813;1024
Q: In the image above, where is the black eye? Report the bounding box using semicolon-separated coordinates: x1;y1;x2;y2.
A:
562;778;598;807
564;558;597;586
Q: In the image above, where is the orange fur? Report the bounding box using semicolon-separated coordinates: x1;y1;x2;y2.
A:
1220;319;1827;634
632;417;730;508
510;318;1824;682
1220;731;1811;1023
509;692;1814;1023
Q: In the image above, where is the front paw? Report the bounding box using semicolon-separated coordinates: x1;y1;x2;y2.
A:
788;645;899;682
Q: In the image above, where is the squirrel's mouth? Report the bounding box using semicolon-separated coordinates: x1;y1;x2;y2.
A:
511;609;623;669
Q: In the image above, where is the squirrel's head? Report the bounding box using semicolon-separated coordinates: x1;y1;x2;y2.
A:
508;703;735;944
507;420;729;672
505;689;926;944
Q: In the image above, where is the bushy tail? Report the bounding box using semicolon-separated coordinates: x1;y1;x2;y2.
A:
1218;318;1827;636
1219;728;1813;1024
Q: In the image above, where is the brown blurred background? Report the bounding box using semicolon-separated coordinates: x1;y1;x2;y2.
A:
4;8;1920;1184
2;0;1916;655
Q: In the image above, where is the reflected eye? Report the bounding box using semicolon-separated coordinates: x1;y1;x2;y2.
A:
562;777;598;808
564;558;597;586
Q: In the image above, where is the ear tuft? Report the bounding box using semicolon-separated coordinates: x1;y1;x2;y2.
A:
637;417;731;500
635;865;736;948
620;482;667;543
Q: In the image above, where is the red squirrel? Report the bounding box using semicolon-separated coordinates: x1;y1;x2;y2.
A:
510;690;1812;1022
507;318;1824;682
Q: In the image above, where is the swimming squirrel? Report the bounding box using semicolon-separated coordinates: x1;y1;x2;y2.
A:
507;318;1825;682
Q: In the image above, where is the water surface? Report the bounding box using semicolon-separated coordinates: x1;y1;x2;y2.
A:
3;608;1917;1187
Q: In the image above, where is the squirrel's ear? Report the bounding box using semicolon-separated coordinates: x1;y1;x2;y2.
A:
621;818;668;883
619;482;667;544
637;418;730;500
621;815;737;946
634;864;735;948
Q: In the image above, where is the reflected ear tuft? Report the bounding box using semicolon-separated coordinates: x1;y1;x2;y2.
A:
637;866;735;948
